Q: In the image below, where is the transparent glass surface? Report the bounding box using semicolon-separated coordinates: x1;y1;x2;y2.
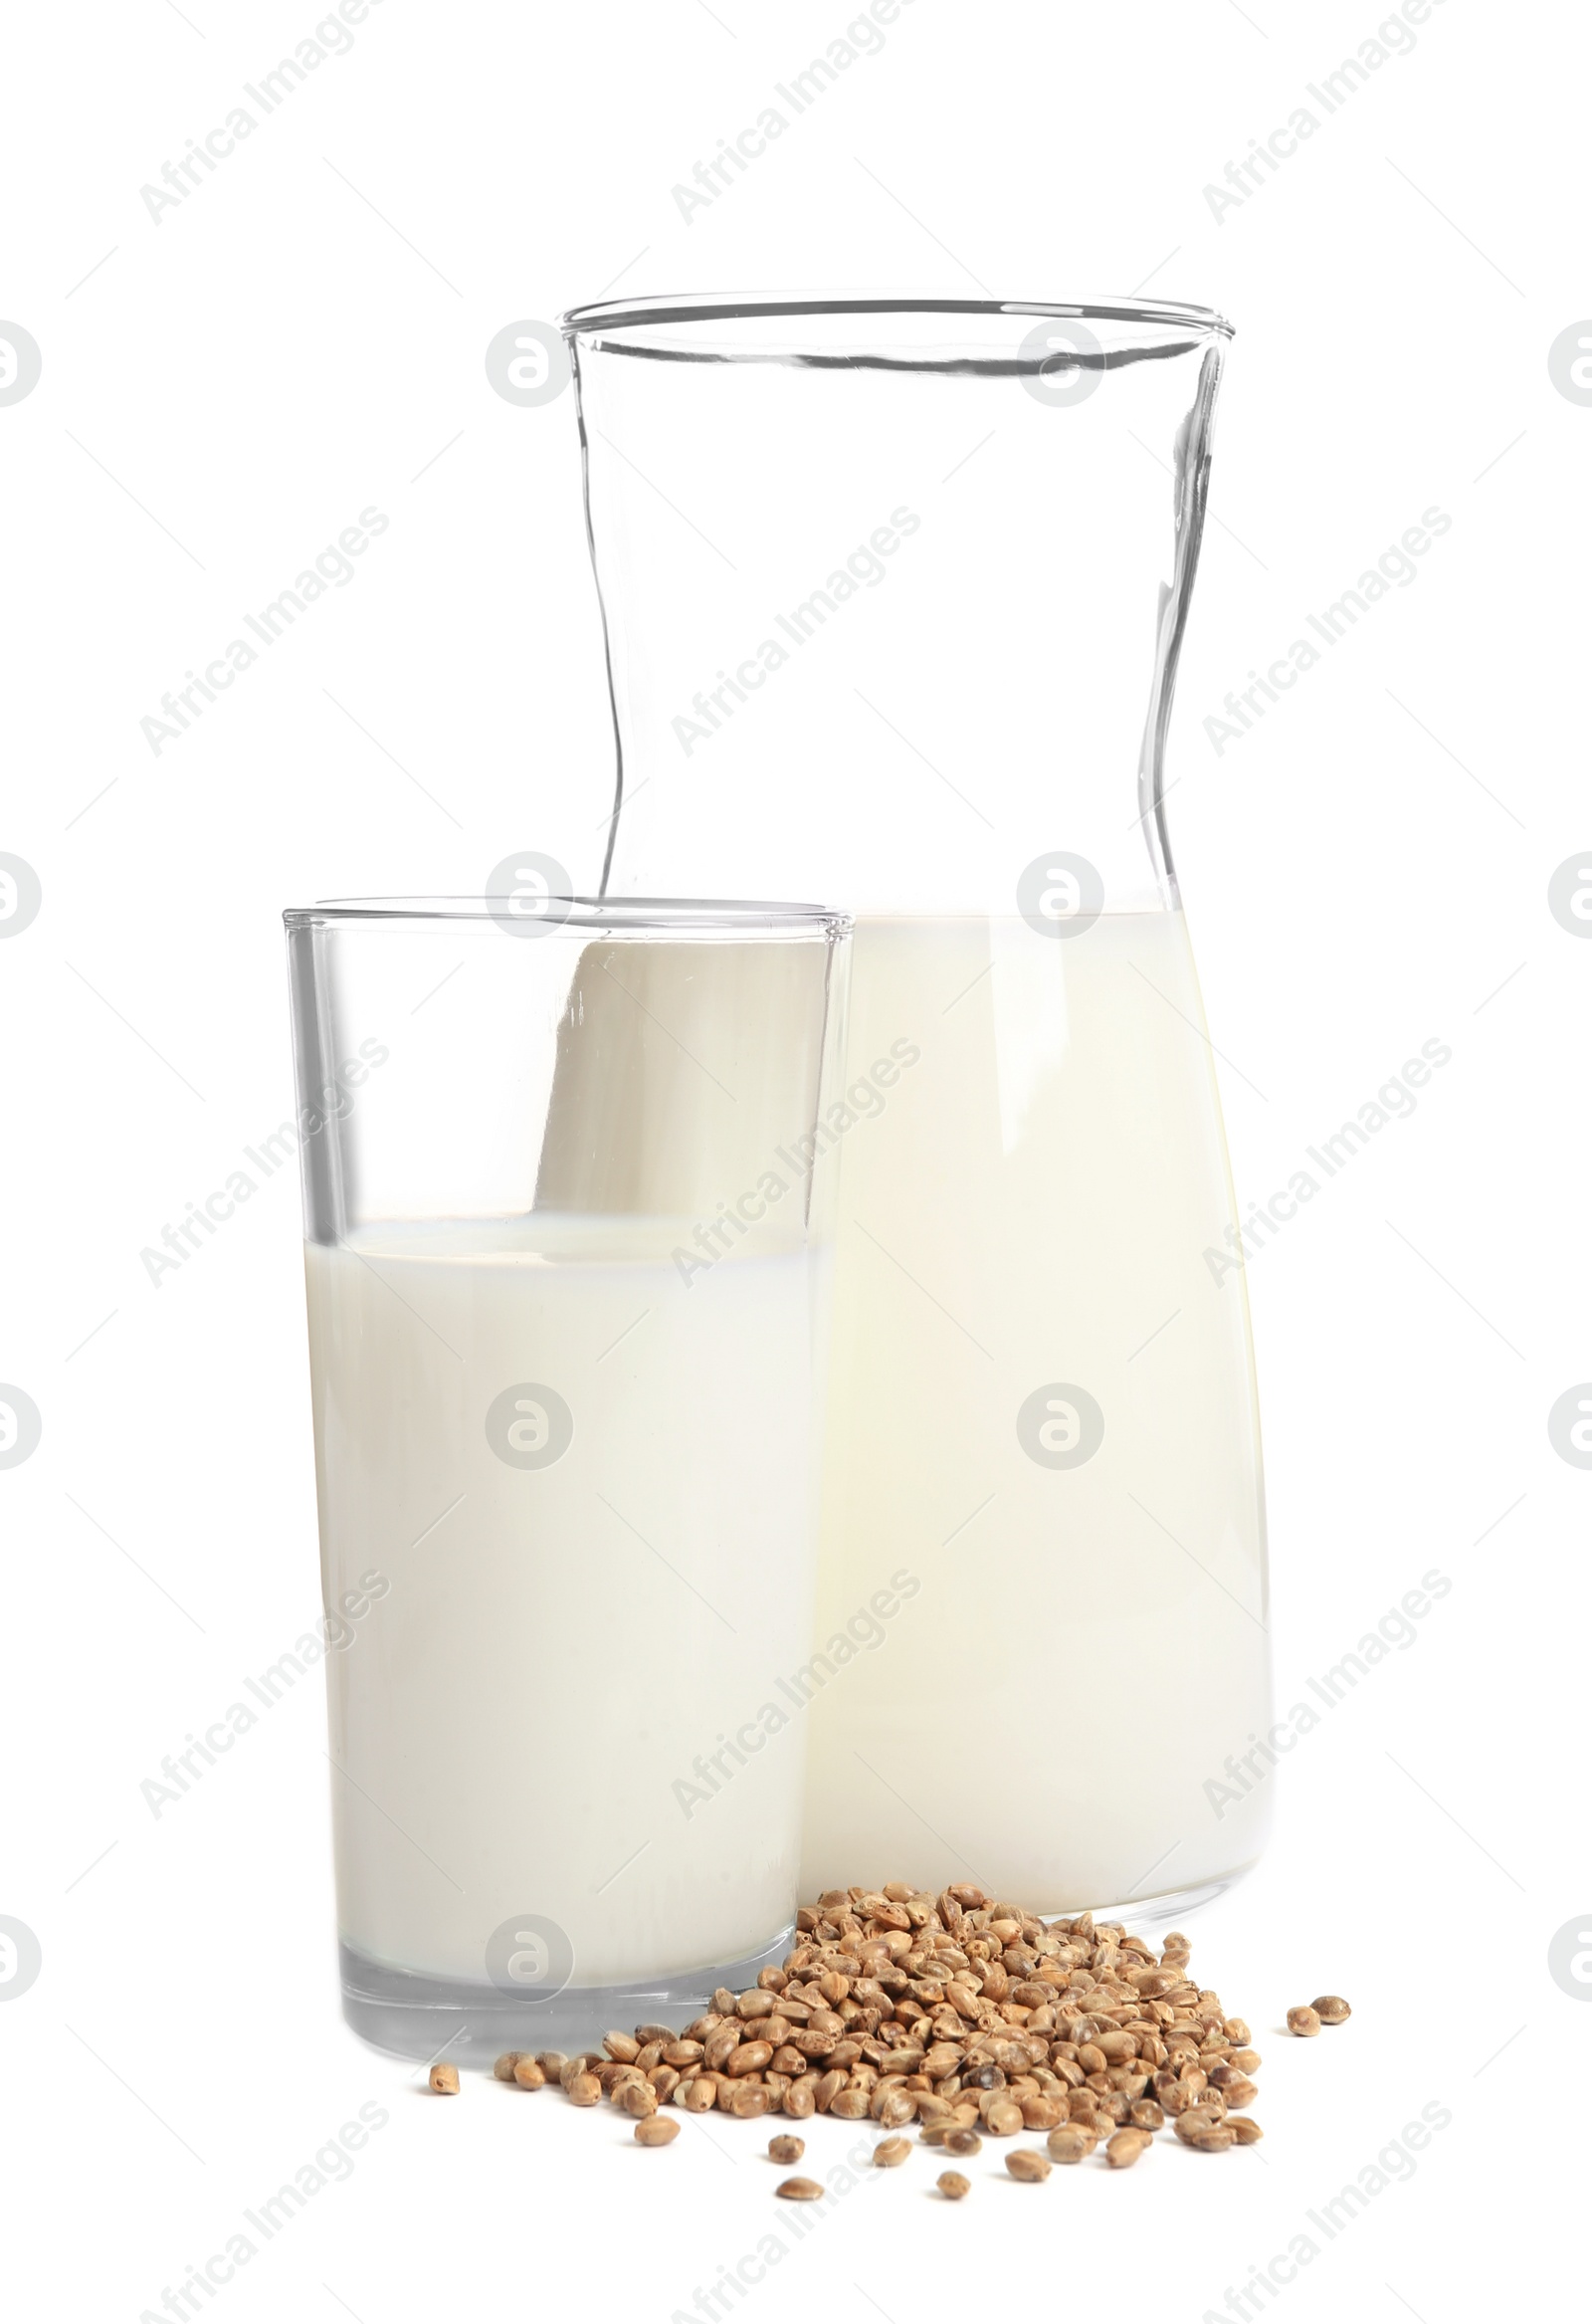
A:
563;298;1272;1915
285;897;851;2056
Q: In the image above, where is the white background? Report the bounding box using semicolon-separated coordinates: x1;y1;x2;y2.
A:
1;1;1584;2316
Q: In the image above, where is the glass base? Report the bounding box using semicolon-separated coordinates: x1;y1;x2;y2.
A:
1086;1863;1259;1927
338;1926;796;2066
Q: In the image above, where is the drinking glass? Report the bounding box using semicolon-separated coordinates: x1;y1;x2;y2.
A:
285;894;850;2055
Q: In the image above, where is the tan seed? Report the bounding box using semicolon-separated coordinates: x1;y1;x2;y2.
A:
429;2063;459;2096
621;2081;658;2118
535;2051;567;2081
943;2127;982;2156
1287;2006;1321;2038
1228;2116;1264;2144
1046;2127;1094;2163
634;2116;680;2147
783;2083;817;2119
1184;2120;1237;2152
768;2134;806;2163
492;2051;523;2083
985;2098;1023;2136
511;2057;546;2090
873;2137;911;2168
936;2171;971;2200
1105;2127;1151;2168
729;2083;770;2119
566;2072;601;2107
775;2177;826;2202
1005;2149;1052;2183
1312;1995;1351;2024
830;2087;871;2121
876;2090;915;2128
603;2030;641;2063
1128;2099;1163;2132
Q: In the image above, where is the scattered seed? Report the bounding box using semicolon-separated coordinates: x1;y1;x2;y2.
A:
566;2073;601;2107
937;2171;971;2201
1105;2128;1150;2168
1287;2006;1321;2038
511;2057;545;2090
775;2177;826;2202
1228;2116;1264;2144
1046;2127;1094;2163
944;2127;983;2156
1312;1995;1351;2025
768;2135;805;2164
1184;2121;1237;2152
492;2052;522;2083
1005;2149;1051;2183
635;2116;680;2147
874;2138;911;2168
429;2063;459;2096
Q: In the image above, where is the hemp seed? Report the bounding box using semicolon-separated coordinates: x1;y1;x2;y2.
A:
936;2171;971;2200
429;2063;459;2096
634;2116;680;2146
1287;2006;1321;2038
1312;1996;1351;2024
767;2135;805;2164
775;2177;826;2202
1005;2149;1051;2183
1105;2128;1150;2168
873;2138;911;2168
511;2056;546;2090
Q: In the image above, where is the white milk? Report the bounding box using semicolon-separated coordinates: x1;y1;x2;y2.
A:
305;1218;824;1989
803;912;1272;1909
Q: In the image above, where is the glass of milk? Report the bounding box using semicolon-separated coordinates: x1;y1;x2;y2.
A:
284;894;850;2058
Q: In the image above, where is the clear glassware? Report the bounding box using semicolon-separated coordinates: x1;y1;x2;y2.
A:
285;894;850;2057
562;297;1271;1919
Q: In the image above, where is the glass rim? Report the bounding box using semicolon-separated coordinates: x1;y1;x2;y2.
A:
283;895;853;935
560;291;1235;349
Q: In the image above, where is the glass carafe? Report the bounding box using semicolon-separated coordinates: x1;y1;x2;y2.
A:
561;296;1270;1919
